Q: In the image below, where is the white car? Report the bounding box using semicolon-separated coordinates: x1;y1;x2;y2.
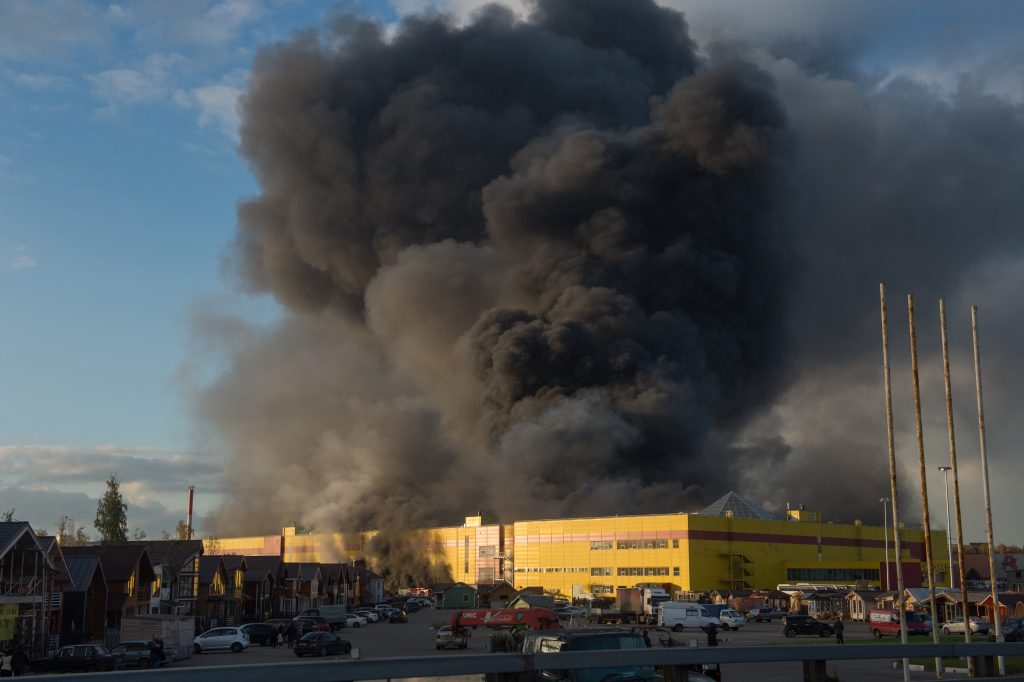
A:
193;627;249;654
345;614;368;628
717;609;745;630
356;609;380;622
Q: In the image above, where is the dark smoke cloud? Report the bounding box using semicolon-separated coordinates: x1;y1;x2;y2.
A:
201;0;1024;550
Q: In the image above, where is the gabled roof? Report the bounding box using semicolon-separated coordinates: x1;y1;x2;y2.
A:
242;556;284;582
905;587;959;604
284;563;323;581
63;544;154;583
64;556;107;594
698;492;780;520
222;555;247;572
845;590;894;600
198;556;225;585
0;521;45;560
320;563;344;583
510;592;552;608
127;540;203;577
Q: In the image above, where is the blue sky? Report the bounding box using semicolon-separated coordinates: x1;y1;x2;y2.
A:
2;0;1023;540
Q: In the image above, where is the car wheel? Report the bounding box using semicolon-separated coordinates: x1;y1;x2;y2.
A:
138;658;152;668
231;642;243;653
319;646;328;657
785;628;797;637
672;624;684;632
819;630;829;638
872;629;881;639
436;645;441;650
942;627;951;635
343;644;352;654
194;644;202;655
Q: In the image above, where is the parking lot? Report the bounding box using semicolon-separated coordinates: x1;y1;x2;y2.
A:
167;610;1013;681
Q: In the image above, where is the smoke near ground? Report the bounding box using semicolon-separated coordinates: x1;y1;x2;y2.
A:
201;0;1024;548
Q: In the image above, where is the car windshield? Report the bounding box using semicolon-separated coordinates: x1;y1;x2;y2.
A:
906;613;926;622
570;635;647;652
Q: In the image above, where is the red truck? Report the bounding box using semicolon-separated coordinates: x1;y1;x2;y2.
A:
450;608;560;652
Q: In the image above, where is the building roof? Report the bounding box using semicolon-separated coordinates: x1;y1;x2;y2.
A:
698;492;780;520
320;563;344;583
221;555;246;572
0;522;44;560
64;556;106;594
63;544;154;583
127;540;203;578
198;556;225;585
243;555;283;581
510;593;553;608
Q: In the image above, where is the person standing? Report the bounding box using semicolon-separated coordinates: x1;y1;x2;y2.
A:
0;648;11;678
705;622;718;647
834;618;844;645
286;622;297;648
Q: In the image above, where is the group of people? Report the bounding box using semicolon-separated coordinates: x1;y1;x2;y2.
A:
271;622;298;648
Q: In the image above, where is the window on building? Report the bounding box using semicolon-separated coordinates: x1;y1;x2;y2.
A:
464;537;470;574
672;540;679;549
127;573;135;596
786;568;880;582
616;567;669;576
591;567;613;576
479;545;496;558
463;593;470;603
673;567;680;576
590;541;613;550
616;540;668;550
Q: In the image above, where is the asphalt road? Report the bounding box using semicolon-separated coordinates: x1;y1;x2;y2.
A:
160;610;1016;681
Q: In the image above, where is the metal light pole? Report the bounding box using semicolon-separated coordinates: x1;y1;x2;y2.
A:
938;466;954;588
881;497;891;591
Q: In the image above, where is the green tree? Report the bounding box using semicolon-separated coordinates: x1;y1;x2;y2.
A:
94;475;128;542
131;528;146;541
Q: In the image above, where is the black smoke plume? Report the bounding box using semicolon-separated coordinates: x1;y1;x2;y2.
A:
202;0;1024;549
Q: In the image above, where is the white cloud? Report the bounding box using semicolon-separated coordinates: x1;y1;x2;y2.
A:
0;0;108;60
176;69;247;142
87;52;186;116
10;245;37;270
111;0;265;48
0;443;224;538
4;70;72;91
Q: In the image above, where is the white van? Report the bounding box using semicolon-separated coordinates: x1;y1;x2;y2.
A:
658;602;720;631
717;609;745;630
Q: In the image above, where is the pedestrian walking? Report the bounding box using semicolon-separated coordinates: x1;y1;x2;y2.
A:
286;622;297;648
642;630;651;648
276;626;284;648
834;618;844;645
705;622;718;647
0;648;12;678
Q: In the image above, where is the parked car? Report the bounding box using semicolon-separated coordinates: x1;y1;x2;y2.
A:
748;607;785;622
436;625;468;650
111;641;156;669
240;622;278;646
943;616;991;635
296;605;350;630
781;615;834;638
264;618;293;630
356;609;381;622
522;628;665;682
869;609;931;638
293;616;332;634
717;609;746;630
990;618;1024;642
32;645;117;674
389;609;408;623
193;627;250;654
109;640;174;668
293;631;352;657
345;613;368;628
404;600;421;612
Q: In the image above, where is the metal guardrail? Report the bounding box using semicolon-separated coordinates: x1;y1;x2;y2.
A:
40;642;1024;681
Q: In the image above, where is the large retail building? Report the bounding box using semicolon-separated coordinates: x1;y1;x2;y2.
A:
205;492;948;596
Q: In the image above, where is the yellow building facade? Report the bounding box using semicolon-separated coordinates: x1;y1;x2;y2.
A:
205;494;948;598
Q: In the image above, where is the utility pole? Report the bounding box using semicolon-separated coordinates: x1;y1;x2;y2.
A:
971;305;1003;675
907;294;942;678
879;284;910;682
881;497;890;591
939;300;972;676
937;466;953;588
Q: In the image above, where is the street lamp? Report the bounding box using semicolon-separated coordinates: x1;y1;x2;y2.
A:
938;466;955;588
881;497;891;591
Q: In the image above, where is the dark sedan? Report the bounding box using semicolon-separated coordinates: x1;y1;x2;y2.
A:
293;616;331;634
293;632;352;657
32;645;117;674
111;641;157;669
